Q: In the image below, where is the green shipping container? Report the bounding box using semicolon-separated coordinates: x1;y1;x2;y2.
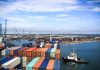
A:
50;48;56;58
26;57;40;70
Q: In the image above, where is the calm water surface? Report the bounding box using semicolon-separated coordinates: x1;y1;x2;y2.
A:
61;41;100;70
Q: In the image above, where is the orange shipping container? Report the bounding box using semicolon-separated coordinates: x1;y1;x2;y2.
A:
55;49;60;60
0;42;4;49
32;49;37;58
23;47;37;57
35;48;42;57
18;47;28;57
46;60;54;70
33;57;45;70
41;48;48;57
45;43;51;48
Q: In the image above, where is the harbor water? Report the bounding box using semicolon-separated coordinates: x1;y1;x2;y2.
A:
61;41;100;70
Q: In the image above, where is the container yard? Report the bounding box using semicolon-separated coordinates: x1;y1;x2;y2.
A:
0;40;61;70
0;0;100;70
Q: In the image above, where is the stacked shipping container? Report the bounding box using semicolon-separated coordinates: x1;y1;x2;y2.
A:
0;41;61;70
26;57;60;70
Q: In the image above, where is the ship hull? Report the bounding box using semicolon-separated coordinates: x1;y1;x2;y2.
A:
62;57;89;64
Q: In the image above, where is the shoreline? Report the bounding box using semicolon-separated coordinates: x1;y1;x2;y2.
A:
62;40;100;45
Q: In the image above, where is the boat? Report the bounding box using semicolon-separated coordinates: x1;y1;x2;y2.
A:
62;49;89;64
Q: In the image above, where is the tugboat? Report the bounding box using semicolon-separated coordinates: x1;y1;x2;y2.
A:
62;49;89;64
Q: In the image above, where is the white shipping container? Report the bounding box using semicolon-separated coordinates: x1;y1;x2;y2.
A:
22;57;27;62
10;47;21;50
2;48;10;56
0;37;3;42
22;57;28;67
22;61;28;67
2;49;5;56
54;43;57;49
1;47;20;56
1;57;20;68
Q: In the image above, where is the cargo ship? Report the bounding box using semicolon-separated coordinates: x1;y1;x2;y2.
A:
62;49;89;64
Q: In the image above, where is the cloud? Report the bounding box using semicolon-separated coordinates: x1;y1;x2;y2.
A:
90;7;100;12
0;0;79;17
0;0;100;34
1;15;48;31
57;14;69;17
26;15;47;20
0;0;100;18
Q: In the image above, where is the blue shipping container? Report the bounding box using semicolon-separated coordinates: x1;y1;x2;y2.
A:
39;59;49;70
57;44;60;49
45;48;52;59
0;57;13;66
14;48;22;56
5;49;10;55
51;44;54;48
53;60;60;70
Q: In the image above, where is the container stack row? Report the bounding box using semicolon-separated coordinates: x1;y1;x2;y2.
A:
1;47;60;60
0;57;21;70
26;57;60;70
0;41;61;70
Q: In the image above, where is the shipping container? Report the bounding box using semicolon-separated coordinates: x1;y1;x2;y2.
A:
0;57;5;61
2;55;5;58
53;60;60;70
10;47;21;56
51;44;54;48
27;57;33;62
0;50;1;57
33;57;45;70
54;43;57;49
45;48;52;59
0;42;4;50
0;57;13;66
39;59;49;70
22;57;27;67
14;48;22;56
23;47;37;57
45;43;51;48
41;48;48;57
57;44;60;49
22;57;27;62
50;48;56;59
18;47;28;57
55;49;60;60
35;48;42;57
26;57;40;70
46;59;54;70
1;49;5;56
2;49;10;56
32;48;37;58
50;41;55;44
1;57;20;69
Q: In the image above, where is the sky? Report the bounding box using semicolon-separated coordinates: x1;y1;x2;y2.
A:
0;0;100;34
